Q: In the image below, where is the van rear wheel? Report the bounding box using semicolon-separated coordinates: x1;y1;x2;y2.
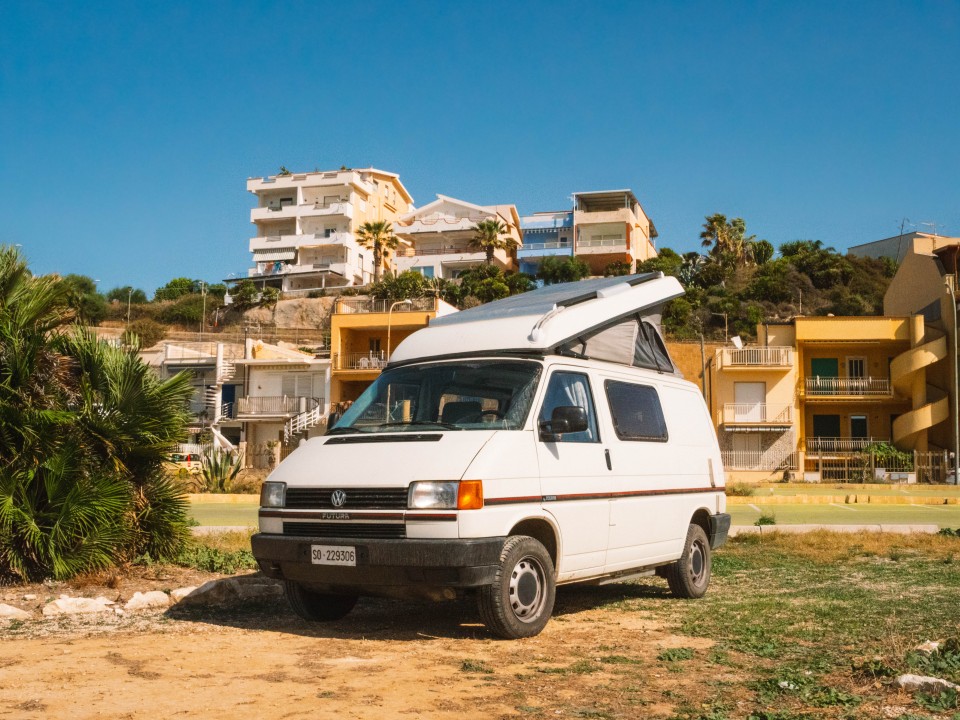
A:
284;581;358;622
478;536;556;639
665;524;711;599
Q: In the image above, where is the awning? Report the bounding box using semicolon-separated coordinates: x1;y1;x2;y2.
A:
253;248;296;261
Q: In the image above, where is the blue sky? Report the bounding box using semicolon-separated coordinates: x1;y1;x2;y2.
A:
2;1;958;296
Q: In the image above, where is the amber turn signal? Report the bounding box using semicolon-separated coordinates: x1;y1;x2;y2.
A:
457;480;484;510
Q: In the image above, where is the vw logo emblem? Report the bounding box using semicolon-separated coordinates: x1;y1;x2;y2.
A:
330;490;347;508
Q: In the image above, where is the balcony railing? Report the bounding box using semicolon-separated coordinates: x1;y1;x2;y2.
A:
236;396;320;416
520;241;571;251
335;297;437;314
721;450;798;471
577;237;626;248
399;245;479;257
333;351;387;370
805;377;892;396
805;437;888;453
720;403;793;424
721;346;793;367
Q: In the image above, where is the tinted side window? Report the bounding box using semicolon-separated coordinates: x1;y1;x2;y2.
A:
604;380;668;442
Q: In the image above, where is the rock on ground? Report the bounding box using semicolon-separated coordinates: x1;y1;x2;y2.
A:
895;673;960;692
42;596;115;617
124;591;171;612
175;576;282;607
0;603;32;621
169;587;198;604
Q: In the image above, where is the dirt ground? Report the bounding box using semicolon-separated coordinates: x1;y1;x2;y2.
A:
0;569;743;720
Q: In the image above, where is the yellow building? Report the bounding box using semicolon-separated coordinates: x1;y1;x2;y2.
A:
712;315;947;482
330;296;459;403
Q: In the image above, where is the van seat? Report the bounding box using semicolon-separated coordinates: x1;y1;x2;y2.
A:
440;401;482;424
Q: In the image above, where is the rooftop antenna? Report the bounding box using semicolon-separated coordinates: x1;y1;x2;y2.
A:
921;221;944;237
895;218;912;263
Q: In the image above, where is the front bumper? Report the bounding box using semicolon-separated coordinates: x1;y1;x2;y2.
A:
709;513;732;549
251;534;507;591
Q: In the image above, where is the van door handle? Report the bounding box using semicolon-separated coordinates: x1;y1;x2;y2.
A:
604;448;612;471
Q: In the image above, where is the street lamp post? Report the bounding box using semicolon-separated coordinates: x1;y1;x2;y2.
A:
947;280;960;484
386;299;413;363
199;281;207;342
126;287;133;326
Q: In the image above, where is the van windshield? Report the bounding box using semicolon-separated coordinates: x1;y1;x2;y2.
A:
331;360;542;433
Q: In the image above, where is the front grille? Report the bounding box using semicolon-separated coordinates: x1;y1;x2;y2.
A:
282;522;406;539
285;487;408;510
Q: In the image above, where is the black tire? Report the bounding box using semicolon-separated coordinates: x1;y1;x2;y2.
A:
284;581;358;622
478;536;556;639
665;523;712;599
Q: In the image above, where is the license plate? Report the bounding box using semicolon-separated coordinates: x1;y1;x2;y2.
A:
310;545;356;566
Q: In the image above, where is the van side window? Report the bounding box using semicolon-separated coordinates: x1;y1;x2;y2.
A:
604;380;668;442
538;372;599;443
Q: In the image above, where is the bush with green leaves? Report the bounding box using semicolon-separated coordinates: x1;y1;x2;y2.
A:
123;318;167;349
197;448;244;493
0;247;194;580
537;256;590;285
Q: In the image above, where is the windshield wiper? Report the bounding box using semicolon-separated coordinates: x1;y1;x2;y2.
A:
373;421;464;431
325;426;369;435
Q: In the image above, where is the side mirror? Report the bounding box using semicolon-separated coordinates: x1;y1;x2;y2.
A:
539;405;588;440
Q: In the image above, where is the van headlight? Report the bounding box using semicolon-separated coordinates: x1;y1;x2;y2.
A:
408;480;483;510
260;481;286;508
409;481;457;509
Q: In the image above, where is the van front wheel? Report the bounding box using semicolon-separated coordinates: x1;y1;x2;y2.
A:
284;581;358;622
665;524;711;599
478;536;556;639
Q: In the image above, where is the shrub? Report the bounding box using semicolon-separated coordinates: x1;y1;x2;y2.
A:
123;318;167;349
755;512;777;526
725;482;755;497
197;449;244;493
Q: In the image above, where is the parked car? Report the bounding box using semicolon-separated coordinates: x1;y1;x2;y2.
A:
252;274;730;638
166;452;202;474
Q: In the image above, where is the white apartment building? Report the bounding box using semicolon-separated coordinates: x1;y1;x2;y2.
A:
393;195;522;279
245;167;414;292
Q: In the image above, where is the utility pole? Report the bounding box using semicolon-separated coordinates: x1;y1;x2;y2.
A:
126;287;133;326
199;281;207;342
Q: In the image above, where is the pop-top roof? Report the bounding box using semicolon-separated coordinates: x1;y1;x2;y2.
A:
389;273;684;369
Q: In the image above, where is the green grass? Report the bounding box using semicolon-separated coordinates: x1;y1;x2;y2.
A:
730;502;960;526
187;499;258;527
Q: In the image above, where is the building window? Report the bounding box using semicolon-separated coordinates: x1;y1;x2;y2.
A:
413;266;435;279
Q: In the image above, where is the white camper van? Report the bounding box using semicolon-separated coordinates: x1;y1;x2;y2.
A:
252;273;730;638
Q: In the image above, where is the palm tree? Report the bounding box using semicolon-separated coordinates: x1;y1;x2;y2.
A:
470;218;517;264
0;246;195;580
356;221;400;284
699;214;754;267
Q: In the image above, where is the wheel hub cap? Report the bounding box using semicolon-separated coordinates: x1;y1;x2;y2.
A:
509;557;544;622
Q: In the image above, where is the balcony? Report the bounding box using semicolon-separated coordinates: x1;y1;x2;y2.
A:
248;262;351;279
333;351;388;371
720;403;793;425
576;236;627;253
235;396;320;418
399;217;481;234
335;297;437;314
804;377;893;397
251;202;353;222
250;232;353;252
720;346;793;368
805;437;888;454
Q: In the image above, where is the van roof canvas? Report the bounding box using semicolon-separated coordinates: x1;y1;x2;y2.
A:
390;273;684;373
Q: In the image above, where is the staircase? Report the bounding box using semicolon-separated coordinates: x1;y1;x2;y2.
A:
283;402;325;444
205;347;237;424
890;316;949;451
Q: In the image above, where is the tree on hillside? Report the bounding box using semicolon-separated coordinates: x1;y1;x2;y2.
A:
470;218;518;264
0;246;194;580
356;221;400;284
62;274;107;325
154;277;199;301
699;214;756;267
106;286;148;304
